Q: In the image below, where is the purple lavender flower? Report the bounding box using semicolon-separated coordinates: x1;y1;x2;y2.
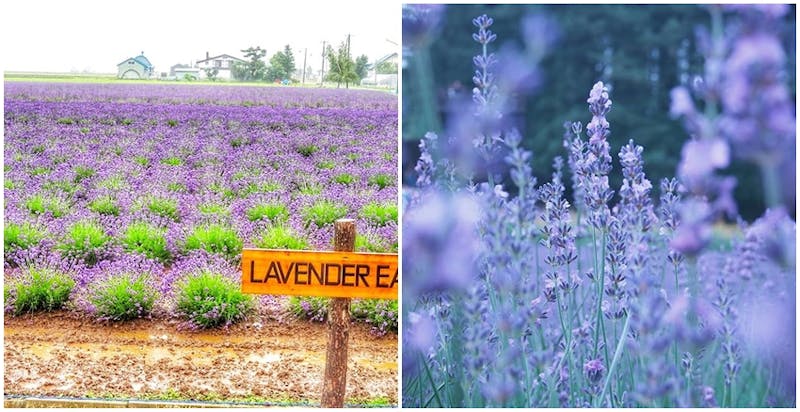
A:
402;4;445;49
677;138;730;190
4;80;397;324
669;198;712;256
586;82;612;145
564;121;587;211
402;191;481;300
414;132;438;189
669;86;696;118
402;7;795;408
469;13;505;173
581;82;614;229
471;14;499;109
406;310;437;353
619;139;656;231
584;358;605;384
718;4;795;208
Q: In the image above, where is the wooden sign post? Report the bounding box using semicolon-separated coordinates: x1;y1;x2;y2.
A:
241;219;398;408
321;219;356;408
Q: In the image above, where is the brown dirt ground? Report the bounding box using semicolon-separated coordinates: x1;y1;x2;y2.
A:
3;311;397;405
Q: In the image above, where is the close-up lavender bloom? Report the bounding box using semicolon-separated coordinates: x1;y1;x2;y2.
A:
403;4;795;408
403;4;446;49
718;4;796;210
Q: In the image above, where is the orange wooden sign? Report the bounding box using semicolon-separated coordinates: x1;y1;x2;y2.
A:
241;248;398;300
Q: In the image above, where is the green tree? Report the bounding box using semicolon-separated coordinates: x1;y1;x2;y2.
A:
376;60;398;74
267;44;297;82
233;46;267;81
354;54;369;81
325;42;359;88
203;67;219;81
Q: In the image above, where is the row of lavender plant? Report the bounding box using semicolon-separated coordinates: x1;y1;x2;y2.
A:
402;5;794;407
7;82;396;109
4;82;398;331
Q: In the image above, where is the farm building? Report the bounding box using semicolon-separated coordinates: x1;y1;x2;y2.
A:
169;64;202;81
196;52;245;80
362;52;398;89
117;53;154;79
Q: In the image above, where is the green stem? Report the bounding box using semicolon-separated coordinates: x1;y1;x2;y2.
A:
591;228;600;358
707;6;723;120
596;312;631;407
722;382;728;408
597;231;608;362
673;263;680;373
534;242;540;296
688;257;698;302
556;293;569;344
576;210;582;279
448;298;466;407
547;336;574;407
612;296;618;400
412;47;441;135
760;161;782;209
565;263;575;400
421;352;443;407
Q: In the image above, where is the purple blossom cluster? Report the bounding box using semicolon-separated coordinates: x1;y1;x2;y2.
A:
403;7;795;408
4;82;397;321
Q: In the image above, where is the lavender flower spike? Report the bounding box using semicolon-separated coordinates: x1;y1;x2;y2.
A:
581;82;614;229
472;14;498;111
586;81;612;145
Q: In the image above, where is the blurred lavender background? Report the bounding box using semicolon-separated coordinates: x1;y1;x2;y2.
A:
402;4;795;408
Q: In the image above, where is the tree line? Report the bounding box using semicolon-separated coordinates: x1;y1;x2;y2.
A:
230;42;375;87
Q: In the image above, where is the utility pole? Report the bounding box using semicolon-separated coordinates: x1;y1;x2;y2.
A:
320;41;326;86
345;34;351;89
302;48;307;84
385;38;399;94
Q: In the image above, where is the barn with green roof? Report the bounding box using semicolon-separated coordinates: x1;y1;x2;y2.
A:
117;52;154;79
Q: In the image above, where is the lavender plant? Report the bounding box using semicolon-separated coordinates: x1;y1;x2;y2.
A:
4;79;397;332
5;267;75;315
403;7;795;408
174;270;254;329
89;273;158;321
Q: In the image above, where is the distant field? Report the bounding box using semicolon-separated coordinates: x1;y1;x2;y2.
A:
5;72;119;82
4;72;395;92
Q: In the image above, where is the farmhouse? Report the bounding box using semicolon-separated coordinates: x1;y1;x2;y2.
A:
196;52;245;80
117;53;154;79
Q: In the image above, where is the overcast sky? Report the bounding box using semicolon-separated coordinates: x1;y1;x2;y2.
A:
2;1;399;73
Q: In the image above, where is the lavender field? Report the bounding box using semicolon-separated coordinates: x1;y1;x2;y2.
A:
402;5;795;408
4;82;397;328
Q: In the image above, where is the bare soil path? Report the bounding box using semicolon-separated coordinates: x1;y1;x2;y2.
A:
4;312;397;405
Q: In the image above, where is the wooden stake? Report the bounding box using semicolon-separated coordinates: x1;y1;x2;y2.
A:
320;219;355;407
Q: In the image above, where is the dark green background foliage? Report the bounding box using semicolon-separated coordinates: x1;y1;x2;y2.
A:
402;4;796;219
267;45;297;82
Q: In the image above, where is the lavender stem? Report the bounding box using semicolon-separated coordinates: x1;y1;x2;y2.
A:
597;312;631;407
760;162;782;208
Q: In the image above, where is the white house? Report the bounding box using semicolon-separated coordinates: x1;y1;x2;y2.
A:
195;52;246;80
